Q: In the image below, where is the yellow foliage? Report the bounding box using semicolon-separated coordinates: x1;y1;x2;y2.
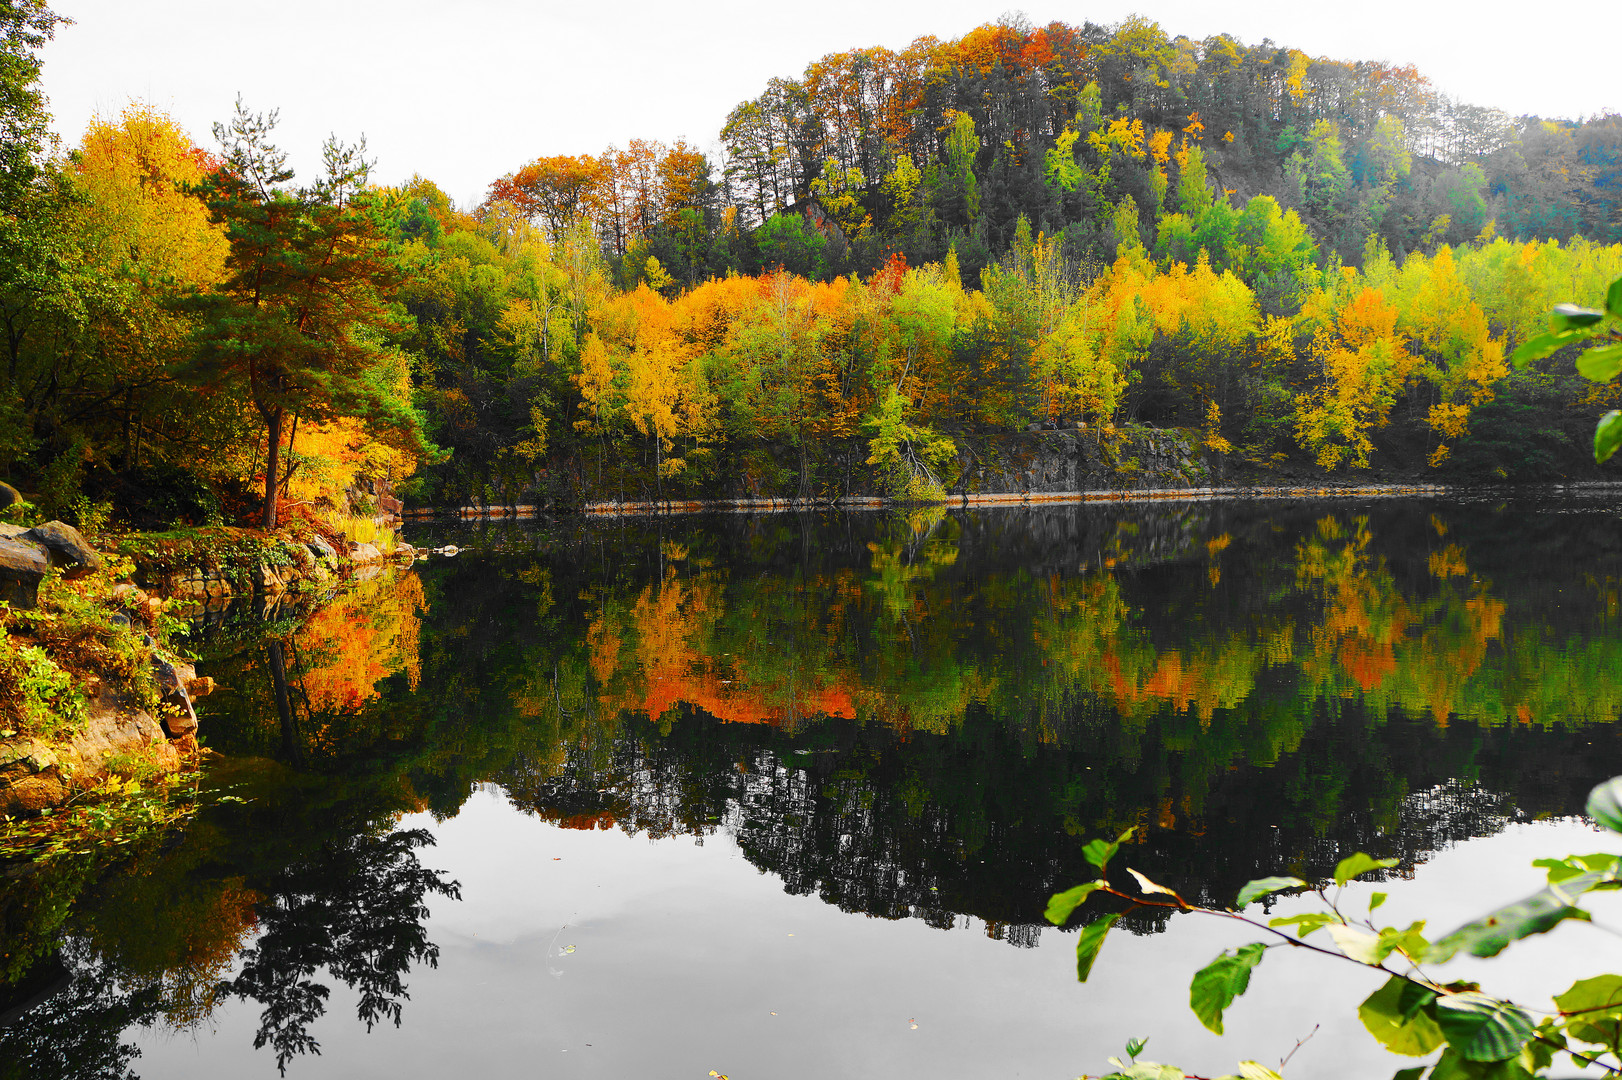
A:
285;414;418;510
1293;287;1409;470
1147;129;1174;166
75;104;227;291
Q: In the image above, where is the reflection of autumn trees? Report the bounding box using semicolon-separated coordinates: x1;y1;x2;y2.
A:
557;504;1622;742
202;572;429;770
296;573;426;714
477;503;1622;936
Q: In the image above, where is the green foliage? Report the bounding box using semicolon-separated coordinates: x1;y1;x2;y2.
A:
1046;880;1107;925
1074;912;1121;982
1512;273;1622;462
1361;977;1445;1056
1054;774;1622;1078
1588;776;1622;832
1083;827;1136;870
1432;994;1536;1063
0;625;87;740
1190;944;1266;1034
1235;876;1306;907
864;386;956;502
1334;851;1399;887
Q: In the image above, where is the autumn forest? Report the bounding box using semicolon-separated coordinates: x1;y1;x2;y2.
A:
4;6;1622;521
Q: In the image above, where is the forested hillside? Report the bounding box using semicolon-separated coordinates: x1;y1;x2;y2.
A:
4;7;1621;523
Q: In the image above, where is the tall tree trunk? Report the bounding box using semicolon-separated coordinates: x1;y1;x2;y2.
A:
262;406;284;528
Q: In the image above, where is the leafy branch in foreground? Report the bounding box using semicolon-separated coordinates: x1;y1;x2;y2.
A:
1048;776;1622;1080
1512;275;1622;463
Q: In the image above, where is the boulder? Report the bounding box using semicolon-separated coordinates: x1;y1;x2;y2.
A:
0;522;28;539
22;521;103;578
306;534;338;564
0;480;20;511
349;541;382;564
152;655;198;736
0;537;48;608
379;494;403;515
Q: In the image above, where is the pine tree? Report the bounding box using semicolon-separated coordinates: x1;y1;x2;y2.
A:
180;101;432;527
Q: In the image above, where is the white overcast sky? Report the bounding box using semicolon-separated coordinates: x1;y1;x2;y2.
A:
40;0;1615;210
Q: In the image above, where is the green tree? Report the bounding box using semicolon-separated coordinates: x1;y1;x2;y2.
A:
0;0;64;214
0;0;66;473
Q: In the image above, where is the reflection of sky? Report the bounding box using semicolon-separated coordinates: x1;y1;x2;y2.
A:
132;791;1619;1079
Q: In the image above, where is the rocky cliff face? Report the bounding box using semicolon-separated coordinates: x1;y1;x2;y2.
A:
955;428;1219;496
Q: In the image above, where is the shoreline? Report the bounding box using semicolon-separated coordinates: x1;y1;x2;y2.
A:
1;524;419;822
407;480;1622;521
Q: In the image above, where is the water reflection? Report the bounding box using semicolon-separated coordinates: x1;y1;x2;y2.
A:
4;496;1621;1075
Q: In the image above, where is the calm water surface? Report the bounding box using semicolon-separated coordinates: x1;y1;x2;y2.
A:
5;495;1622;1078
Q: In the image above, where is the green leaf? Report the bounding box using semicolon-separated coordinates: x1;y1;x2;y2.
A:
1426;1046;1533;1079
1607;276;1622;318
1190;943;1266;1034
1553;304;1606;329
1370;891;1387;912
1378;921;1431;964
1233;1064;1282;1080
1587;776;1622;832
1082;838;1117;871
1425;872;1599;963
1519;1022;1561;1074
1268;910;1338;938
1046;880;1106;925
1334;852;1399;887
1081;827;1136;871
1116;1063;1184;1080
1124;1037;1149;1060
1596;411;1622;464
1076;912;1121;982
1512;328;1589;368
1577;343;1622;383
1398;979;1440;1021
1236;875;1306;908
1360;976;1445;1056
1434;992;1535;1062
1553;974;1622;1047
1391;1069;1427;1080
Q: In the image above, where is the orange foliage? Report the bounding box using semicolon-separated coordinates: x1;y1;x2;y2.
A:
295;572;427;714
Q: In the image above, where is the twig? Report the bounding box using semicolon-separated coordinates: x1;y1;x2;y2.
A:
1280;1024;1319;1070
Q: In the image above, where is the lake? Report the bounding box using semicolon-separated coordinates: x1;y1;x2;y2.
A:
4;494;1622;1079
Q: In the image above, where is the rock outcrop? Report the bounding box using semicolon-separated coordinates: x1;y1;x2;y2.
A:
0;520;103;609
0;537;47;609
0;679;184;815
22;521;103;577
955;428;1218;496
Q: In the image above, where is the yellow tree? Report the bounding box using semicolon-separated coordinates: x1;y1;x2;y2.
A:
69;105;242;471
1293;286;1412;469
